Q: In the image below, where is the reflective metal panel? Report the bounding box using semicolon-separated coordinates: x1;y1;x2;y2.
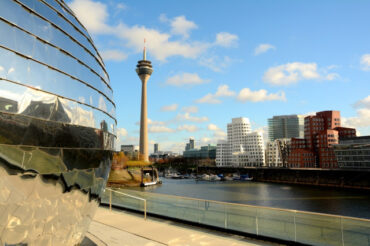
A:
0;45;115;116
0;20;113;101
0;79;116;135
0;0;116;244
0;0;110;86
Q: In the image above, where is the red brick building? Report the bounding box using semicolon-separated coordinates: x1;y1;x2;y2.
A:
287;111;356;168
288;138;315;168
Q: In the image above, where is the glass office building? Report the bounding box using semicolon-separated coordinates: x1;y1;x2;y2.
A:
0;0;116;244
268;115;304;141
334;136;370;168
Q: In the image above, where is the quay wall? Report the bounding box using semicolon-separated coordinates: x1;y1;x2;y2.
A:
197;167;370;190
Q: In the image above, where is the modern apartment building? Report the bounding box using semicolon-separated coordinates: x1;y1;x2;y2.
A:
216;117;265;167
216;140;231;166
268;115;304;141
288;110;356;168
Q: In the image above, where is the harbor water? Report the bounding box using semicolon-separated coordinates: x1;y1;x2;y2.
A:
128;178;370;219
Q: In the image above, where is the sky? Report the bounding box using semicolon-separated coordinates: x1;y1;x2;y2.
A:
67;0;370;153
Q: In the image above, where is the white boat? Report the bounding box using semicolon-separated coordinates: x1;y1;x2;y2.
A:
209;174;221;181
224;176;233;181
240;174;253;181
201;174;210;181
232;173;240;180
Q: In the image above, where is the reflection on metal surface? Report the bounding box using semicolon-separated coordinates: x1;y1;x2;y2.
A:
0;0;116;244
0;80;116;135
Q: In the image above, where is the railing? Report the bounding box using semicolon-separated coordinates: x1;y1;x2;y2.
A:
101;189;370;246
104;188;147;220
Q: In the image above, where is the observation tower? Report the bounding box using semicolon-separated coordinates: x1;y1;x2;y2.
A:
136;40;153;162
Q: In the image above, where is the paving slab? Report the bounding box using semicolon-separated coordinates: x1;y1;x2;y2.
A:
89;207;282;246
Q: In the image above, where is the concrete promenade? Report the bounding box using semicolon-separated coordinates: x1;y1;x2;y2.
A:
87;207;280;246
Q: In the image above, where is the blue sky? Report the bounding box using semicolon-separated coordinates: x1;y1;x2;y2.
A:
67;0;370;152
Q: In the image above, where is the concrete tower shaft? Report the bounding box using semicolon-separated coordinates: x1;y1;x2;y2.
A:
136;44;153;162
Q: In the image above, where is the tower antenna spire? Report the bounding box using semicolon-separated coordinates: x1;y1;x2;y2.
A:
143;38;146;60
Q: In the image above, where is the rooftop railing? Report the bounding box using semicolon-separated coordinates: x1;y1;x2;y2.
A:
101;189;370;246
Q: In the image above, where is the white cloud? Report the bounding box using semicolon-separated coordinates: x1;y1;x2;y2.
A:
159;14;198;38
176;113;209;123
117;127;128;137
263;62;338;85
100;50;128;61
165;73;209;86
342;108;370;128
207;124;220;131
136;118;166;126
214;32;238;47
177;124;199;132
325;73;339;80
195;84;235;104
355;95;370;108
237;88;286;102
254;44;275;55
69;0;112;34
159;14;168;23
116;23;209;61
149;126;176;133
160;104;178;112
198;56;235;72
207;123;227;140
195;93;222;104
215;84;235;97
170;16;198;39
200;137;212;145
341;96;370;135
181;106;198;113
148;119;166;125
116;3;126;10
70;1;238;62
214;130;227;138
361;54;370;71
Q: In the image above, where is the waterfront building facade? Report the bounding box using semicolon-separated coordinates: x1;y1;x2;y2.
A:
0;0;116;244
287;138;315;168
268;115;304;141
216;140;231;167
183;145;216;159
216;117;265;167
334;136;370;168
288;111;356;168
265;138;291;167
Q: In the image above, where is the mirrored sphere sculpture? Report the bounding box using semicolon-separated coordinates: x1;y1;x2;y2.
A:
0;0;116;244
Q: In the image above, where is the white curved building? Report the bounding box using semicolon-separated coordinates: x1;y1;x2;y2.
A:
216;117;265;167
